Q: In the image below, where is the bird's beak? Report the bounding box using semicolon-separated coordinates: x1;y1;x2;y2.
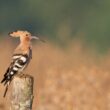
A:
31;36;40;40
31;36;45;42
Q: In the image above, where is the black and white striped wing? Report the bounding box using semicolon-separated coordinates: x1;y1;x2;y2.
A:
1;54;29;85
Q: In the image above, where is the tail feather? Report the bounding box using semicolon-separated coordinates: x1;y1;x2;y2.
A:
1;75;12;97
3;84;9;97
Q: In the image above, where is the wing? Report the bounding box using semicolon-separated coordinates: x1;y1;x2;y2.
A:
1;54;29;85
1;48;32;97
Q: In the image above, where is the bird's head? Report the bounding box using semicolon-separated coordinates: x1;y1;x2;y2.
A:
9;30;43;42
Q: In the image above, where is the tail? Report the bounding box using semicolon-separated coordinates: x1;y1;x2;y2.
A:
1;75;12;97
3;84;9;97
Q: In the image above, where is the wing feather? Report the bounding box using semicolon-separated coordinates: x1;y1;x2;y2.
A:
1;54;28;84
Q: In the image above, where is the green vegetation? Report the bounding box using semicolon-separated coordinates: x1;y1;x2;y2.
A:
0;0;110;51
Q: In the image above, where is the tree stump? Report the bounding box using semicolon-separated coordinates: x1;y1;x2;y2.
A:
10;74;34;110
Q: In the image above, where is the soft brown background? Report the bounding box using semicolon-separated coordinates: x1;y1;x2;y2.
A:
0;38;110;110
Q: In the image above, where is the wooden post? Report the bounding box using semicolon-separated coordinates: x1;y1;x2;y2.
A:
10;74;34;110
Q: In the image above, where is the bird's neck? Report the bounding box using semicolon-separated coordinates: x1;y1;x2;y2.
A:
17;39;31;54
21;42;30;48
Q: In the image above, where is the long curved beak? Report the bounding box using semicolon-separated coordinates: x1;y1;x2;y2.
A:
31;36;40;40
31;36;45;42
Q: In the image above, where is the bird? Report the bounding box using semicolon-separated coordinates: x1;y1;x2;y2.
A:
1;30;42;97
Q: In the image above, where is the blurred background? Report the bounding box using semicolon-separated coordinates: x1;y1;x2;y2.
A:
0;0;110;110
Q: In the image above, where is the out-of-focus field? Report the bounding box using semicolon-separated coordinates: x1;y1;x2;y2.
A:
0;38;110;110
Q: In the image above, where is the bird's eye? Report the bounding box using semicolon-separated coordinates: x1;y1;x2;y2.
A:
26;34;28;36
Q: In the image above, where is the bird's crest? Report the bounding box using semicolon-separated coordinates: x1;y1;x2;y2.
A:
9;30;31;38
8;30;45;42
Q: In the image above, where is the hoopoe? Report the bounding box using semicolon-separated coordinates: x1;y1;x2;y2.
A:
1;30;41;97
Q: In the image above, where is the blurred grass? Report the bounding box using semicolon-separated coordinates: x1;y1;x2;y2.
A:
0;38;110;110
0;0;110;51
